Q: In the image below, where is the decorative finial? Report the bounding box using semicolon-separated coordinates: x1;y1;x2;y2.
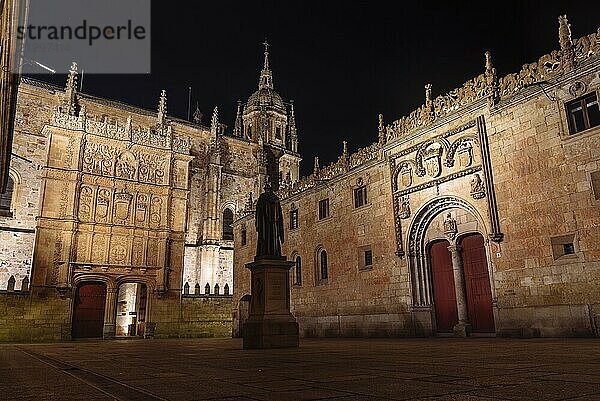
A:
210;106;219;134
343;141;348;157
313;156;320;175
558;15;575;72
378;114;386;144
484;51;499;105
425;84;432;104
234;100;243;137
192;102;203;124
424;84;434;121
157;90;167;124
64;62;79;115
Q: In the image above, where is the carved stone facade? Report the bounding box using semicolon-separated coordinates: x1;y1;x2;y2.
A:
0;46;300;341
234;18;600;338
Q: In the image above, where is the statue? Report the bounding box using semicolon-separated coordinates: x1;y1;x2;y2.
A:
255;179;285;257
443;213;458;241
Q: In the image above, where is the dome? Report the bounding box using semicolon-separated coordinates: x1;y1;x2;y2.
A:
246;87;285;111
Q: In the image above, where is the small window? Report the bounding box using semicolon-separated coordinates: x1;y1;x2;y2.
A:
289;209;299;229
318;198;330;220
591;171;600;201
275;126;282;139
551;233;578;261
0;176;14;217
295;256;302;285
222;208;234;240
354;185;368;208
566;92;600;135
319;250;328;280
364;250;373;266
241;226;247;246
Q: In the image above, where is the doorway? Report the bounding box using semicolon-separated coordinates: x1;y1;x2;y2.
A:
428;240;458;333
72;282;107;339
115;283;148;337
461;234;495;333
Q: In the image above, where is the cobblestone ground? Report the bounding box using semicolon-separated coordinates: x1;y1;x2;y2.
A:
1;338;600;400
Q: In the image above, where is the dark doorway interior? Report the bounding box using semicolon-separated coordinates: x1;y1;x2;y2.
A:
72;282;107;339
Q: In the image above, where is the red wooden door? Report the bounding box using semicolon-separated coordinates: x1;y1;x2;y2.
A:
461;234;495;333
429;240;458;333
72;283;106;338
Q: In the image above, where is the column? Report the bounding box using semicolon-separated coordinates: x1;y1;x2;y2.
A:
448;244;471;337
103;285;118;339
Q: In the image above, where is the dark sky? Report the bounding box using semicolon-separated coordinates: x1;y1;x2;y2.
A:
29;1;600;176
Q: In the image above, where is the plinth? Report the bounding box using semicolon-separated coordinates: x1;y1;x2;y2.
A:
243;256;299;349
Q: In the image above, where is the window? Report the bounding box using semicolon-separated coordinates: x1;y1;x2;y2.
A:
364;250;373;266
241;225;247;246
591;171;600;201
0;176;14;217
319;250;328;280
275;126;281;139
318;198;330;220
354;185;368;208
222;208;234;240
566;92;600;135
358;245;373;270
289;209;299;229
551;233;579;261
295;256;302;285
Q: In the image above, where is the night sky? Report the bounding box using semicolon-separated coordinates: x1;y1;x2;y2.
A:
28;1;600;176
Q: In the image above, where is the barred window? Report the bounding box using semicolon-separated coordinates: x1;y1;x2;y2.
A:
290;209;299;229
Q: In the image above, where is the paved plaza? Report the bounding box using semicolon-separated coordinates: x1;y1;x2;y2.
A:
1;338;600;400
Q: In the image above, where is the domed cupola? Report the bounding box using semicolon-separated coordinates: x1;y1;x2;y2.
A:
242;42;290;146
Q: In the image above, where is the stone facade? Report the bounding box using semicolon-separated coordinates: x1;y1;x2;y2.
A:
0;45;299;341
233;17;600;338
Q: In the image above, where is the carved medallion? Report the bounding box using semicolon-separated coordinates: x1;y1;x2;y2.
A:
425;155;441;178
95;189;111;220
114;190;133;221
136;194;148;222
400;165;412;188
457;144;473;168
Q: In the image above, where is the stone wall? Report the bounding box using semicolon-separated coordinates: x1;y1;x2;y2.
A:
233;25;600;338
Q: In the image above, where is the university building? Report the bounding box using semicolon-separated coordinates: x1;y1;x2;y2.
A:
233;17;600;338
0;15;599;341
0;46;299;340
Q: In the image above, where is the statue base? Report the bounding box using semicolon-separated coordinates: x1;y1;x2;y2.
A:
243;256;299;349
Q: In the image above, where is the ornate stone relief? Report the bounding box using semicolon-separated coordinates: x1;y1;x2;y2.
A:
399;196;411;219
384;17;598;142
470;173;486;199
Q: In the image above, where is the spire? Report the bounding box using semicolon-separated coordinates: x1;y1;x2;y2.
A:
288;100;298;152
210;106;219;136
259;40;274;89
313;156;320;176
234;100;243;137
192;102;203;124
484;51;499;105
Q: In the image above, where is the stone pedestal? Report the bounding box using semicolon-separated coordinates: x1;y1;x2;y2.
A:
243;256;299;349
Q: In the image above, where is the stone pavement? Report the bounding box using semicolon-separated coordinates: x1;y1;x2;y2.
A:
1;338;600;400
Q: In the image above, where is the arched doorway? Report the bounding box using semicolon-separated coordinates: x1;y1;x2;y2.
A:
115;283;148;337
460;234;495;333
72;282;107;338
428;240;458;333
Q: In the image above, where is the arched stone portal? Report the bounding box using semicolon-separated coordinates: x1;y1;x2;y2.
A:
408;196;496;336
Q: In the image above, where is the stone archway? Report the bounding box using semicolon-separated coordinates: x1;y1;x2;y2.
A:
407;196;495;336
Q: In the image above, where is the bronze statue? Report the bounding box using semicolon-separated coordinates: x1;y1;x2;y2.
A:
255;179;285;257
